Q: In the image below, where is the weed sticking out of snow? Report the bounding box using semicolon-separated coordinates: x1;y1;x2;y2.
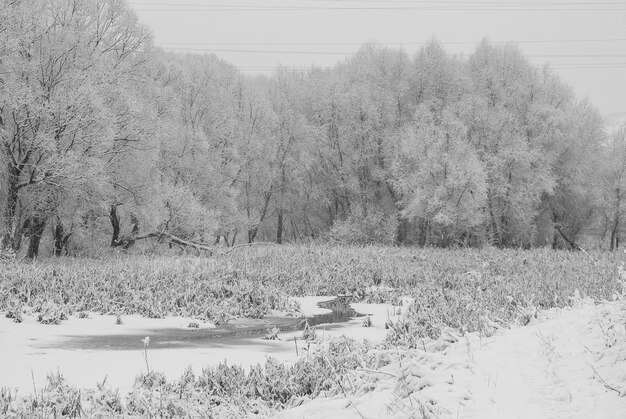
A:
302;319;317;342
5;300;23;323
141;337;151;374
264;326;281;340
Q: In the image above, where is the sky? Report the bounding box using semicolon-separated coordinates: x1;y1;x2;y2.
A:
128;0;626;116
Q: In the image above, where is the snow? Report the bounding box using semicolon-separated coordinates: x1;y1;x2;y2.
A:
282;298;626;419
3;296;624;418
0;312;302;395
291;296;335;316
0;297;395;396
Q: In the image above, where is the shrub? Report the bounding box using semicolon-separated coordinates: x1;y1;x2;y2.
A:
328;207;398;245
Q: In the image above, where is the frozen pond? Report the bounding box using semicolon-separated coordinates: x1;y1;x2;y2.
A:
38;295;364;351
1;297;393;395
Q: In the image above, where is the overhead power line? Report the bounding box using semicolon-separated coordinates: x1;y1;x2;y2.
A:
530;54;626;58
238;63;626;68
306;0;625;4
154;36;626;72
162;47;350;55
156;38;626;47
129;1;626;11
159;46;626;59
213;62;626;73
551;63;626;67
135;8;626;12
129;1;626;6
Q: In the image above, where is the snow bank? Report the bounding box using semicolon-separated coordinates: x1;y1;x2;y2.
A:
282;298;626;418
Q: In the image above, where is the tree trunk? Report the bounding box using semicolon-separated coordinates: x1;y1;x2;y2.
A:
610;226;619;251
53;221;72;256
290;218;299;242
248;227;258;244
54;223;64;256
276;212;283;244
110;204;120;247
417;218;427;247
247;190;272;243
487;195;500;247
2;162;21;251
611;188;621;251
130;213;139;235
26;217;46;259
395;216;409;245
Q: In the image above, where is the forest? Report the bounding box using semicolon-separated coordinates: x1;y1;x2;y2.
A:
1;0;625;258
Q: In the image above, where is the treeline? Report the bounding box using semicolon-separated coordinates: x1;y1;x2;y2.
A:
1;0;624;257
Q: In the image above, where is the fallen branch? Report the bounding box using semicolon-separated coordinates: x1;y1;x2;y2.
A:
356;368;398;378
129;232;215;255
116;232;279;256
554;225;597;265
220;241;279;255
555;225;581;251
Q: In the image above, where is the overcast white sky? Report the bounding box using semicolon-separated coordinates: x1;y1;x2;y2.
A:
129;0;626;116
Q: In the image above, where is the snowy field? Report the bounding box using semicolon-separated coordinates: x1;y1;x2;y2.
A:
2;295;625;418
283;297;626;419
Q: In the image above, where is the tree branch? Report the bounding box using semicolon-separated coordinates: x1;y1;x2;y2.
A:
130;232;215;254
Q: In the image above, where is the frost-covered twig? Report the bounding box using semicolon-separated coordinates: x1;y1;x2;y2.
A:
588;364;623;396
356;368;397;378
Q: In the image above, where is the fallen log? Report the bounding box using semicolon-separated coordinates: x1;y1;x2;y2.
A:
120;232;215;255
220;241;279;254
116;232;280;255
555;225;581;251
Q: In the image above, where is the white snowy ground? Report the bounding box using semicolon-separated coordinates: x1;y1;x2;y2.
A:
0;297;396;396
282;297;626;419
3;297;625;418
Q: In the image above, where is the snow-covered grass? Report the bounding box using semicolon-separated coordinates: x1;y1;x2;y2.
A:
1;246;625;417
0;299;397;417
0;298;396;396
3;295;625;418
282;296;626;419
1;246;620;331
